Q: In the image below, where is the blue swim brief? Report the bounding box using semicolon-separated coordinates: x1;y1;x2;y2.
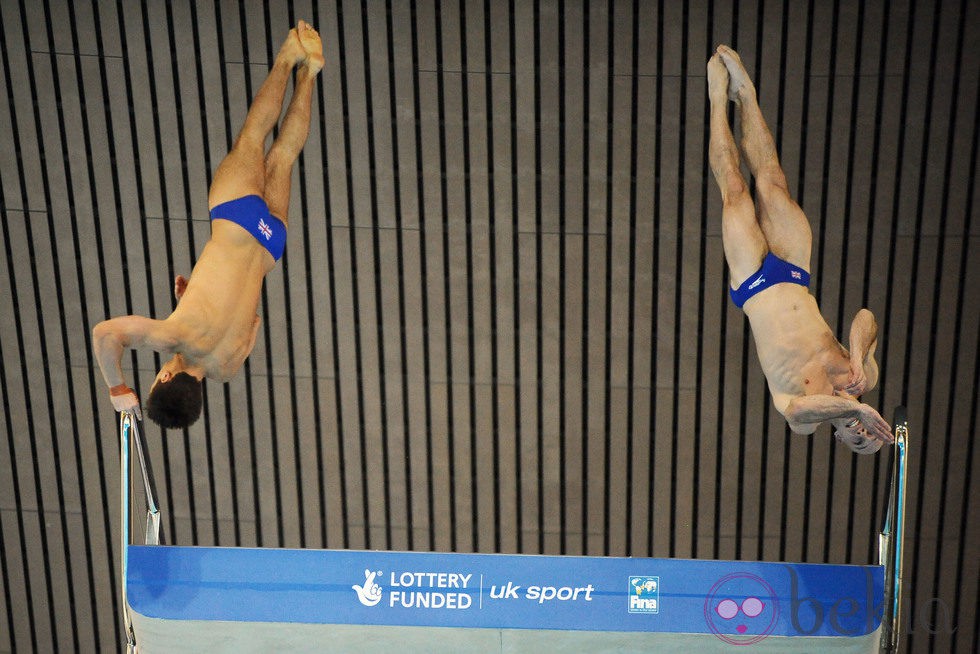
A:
209;195;286;261
730;252;810;308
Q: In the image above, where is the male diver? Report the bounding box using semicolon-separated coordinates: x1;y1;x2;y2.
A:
93;20;324;428
706;45;892;453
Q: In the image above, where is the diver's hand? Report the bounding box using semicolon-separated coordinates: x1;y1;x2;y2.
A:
856;403;891;443
843;358;868;396
109;384;142;420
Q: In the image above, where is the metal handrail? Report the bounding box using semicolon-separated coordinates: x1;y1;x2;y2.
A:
879;406;909;653
120;412;135;653
131;416;161;546
120;411;162;653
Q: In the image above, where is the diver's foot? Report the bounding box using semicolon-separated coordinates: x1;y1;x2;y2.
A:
717;44;755;104
297;19;324;74
706;53;730;106
278;27;306;66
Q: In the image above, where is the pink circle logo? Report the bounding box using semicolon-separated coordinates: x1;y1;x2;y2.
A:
703;572;779;645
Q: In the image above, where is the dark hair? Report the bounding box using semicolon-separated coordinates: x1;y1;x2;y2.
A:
146;372;203;429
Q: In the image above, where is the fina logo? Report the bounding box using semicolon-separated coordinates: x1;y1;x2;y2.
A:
629;576;660;614
352;569;383;607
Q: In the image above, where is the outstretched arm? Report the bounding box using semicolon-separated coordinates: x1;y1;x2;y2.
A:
844;308;879;395
92;316;181;417
780;392;892;442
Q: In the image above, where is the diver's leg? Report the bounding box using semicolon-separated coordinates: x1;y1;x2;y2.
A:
262;20;323;225
208;27;307;209
717;45;811;270
708;52;767;289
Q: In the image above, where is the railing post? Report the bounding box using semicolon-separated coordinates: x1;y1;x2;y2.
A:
120;412;136;652
880;406;909;653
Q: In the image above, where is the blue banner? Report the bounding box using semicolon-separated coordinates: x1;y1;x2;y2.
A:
128;546;883;642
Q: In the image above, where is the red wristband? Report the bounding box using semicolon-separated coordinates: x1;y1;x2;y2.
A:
109;384;132;397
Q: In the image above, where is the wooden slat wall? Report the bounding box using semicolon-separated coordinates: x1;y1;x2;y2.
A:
0;0;978;652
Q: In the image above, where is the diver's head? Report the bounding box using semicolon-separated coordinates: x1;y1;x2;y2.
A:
146;356;203;428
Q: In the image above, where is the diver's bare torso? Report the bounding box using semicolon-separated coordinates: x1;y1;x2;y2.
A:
167;221;274;381
742;283;851;428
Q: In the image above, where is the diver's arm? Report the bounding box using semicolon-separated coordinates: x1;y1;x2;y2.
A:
844;309;879;395
780;393;892;442
92;316;180;416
